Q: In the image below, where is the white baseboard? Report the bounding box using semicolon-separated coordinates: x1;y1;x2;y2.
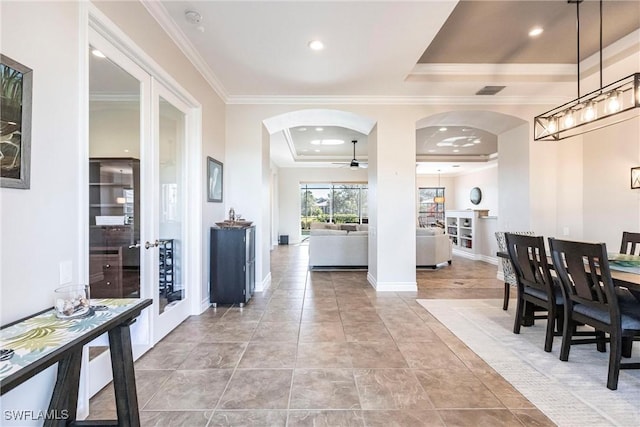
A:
200;297;211;313
367;272;417;292
255;272;272;292
479;255;499;265
497;271;505;281
452;248;479;260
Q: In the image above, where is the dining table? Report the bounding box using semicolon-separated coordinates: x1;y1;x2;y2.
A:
496;251;640;293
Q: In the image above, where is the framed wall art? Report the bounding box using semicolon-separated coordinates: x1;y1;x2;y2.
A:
207;156;223;202
1;54;32;189
632;167;640;190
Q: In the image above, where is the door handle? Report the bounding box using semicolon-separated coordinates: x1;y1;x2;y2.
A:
128;243;141;249
145;240;160;249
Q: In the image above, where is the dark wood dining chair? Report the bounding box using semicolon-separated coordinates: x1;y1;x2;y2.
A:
548;238;640;390
620;231;640;255
495;231;534;311
506;233;562;352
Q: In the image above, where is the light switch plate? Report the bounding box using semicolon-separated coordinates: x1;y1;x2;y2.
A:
59;260;72;285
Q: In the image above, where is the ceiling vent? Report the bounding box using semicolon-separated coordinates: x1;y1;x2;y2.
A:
476;86;506;95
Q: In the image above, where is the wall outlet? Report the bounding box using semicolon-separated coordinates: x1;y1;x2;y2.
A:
563;227;570;236
59;260;72;285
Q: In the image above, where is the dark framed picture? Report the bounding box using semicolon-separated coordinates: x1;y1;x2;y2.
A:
1;54;32;189
632;167;640;190
207;156;223;202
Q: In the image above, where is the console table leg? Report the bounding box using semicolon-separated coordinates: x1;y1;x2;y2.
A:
45;349;82;427
108;324;140;427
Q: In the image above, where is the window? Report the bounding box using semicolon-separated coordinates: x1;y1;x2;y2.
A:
300;183;368;234
418;187;445;227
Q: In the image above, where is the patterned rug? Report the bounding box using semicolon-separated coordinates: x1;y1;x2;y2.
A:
416;299;640;427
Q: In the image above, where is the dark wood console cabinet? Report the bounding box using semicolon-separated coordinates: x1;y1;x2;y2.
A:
209;226;255;306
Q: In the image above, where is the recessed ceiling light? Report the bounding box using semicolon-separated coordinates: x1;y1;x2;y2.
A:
315;127;324;132
314;149;321;152
453;149;460;153
308;40;324;51
91;49;106;58
529;27;543;37
462;143;474;147
310;139;344;146
473;139;481;144
439;127;447;132
298;127;307;132
124;149;129;153
462;128;472;132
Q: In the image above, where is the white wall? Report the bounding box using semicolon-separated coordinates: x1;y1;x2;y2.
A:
498;124;531;232
1;1;84;422
277;167;368;244
583;117;640;250
451;165;498;215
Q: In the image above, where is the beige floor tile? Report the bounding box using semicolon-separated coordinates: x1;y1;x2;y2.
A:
218;369;293;409
298;321;346;342
296;342;353;368
238;342;297;368
414;368;505;409
353;369;433;410
348;342;408;368
290;369;360;409
139;410;212;426
208;410;287;426
362;409;445;426
287;410;365;426
178;343;246;369
144;369;233;410
437;409;524;427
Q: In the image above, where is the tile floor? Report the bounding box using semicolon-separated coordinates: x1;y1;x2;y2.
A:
89;243;555;426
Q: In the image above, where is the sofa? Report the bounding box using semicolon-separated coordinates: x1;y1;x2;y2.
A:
416;227;453;268
308;223;368;268
308;223;452;269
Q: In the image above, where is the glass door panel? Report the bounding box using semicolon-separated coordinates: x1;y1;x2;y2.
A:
88;45;142;299
157;96;185;315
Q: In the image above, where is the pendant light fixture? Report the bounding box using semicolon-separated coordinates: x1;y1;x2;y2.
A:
434;170;445;204
534;0;640;141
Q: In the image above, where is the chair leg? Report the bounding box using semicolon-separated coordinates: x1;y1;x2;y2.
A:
544;307;555;353
513;295;524;335
555;309;564;335
607;332;622;390
503;283;510;311
622;337;633;358
596;331;607;353
560;309;573;362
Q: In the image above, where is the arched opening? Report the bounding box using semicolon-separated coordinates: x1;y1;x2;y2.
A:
415;110;528;263
263;108;377;247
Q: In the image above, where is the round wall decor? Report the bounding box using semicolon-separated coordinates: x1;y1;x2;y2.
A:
470;187;482;205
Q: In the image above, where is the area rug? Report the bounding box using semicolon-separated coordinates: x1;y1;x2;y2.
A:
416;299;640;427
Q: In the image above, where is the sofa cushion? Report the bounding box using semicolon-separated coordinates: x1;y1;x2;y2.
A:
357;224;369;231
310;229;348;236
416;227;443;236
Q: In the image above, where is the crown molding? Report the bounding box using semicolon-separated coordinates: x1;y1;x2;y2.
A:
226;95;570;106
141;0;228;102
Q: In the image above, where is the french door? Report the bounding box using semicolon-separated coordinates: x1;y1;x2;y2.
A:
86;23;198;396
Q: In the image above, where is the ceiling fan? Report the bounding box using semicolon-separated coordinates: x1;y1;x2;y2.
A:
334;140;368;169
